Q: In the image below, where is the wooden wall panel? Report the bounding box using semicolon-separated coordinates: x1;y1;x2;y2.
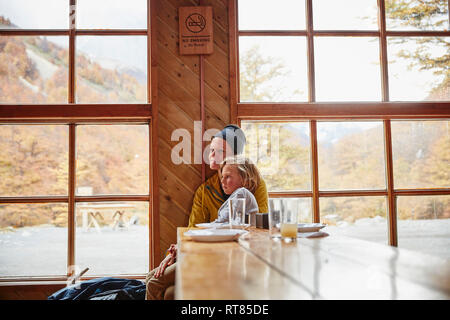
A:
158;45;201;98
158;116;202;181
156;0;230;259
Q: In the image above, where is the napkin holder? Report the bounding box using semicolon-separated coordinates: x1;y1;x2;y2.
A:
256;213;269;229
245;213;268;228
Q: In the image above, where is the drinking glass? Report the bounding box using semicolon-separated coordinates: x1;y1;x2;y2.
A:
281;200;299;242
268;208;281;239
229;198;246;228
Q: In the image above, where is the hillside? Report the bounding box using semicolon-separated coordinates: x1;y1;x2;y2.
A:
0;16;146;103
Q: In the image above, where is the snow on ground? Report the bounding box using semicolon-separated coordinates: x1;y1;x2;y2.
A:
0;218;448;277
0;225;149;277
325;217;450;259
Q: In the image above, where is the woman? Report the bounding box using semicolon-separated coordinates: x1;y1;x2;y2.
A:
146;156;264;300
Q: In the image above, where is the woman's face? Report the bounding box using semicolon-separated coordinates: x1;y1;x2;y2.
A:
209;137;234;171
220;164;243;195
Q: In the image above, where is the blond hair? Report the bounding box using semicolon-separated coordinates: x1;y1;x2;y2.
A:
219;156;261;194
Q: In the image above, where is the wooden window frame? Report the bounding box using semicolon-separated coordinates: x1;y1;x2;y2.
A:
0;0;160;282
229;0;450;247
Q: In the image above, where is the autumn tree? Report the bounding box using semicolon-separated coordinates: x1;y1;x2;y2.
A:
242;123;311;192
385;0;449;99
239;44;303;101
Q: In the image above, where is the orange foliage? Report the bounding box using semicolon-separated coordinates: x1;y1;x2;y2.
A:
0;21;146;104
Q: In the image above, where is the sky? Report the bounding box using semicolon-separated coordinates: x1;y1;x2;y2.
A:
0;0;147;28
0;0;147;70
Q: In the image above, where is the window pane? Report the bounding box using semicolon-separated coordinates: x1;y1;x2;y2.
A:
386;0;449;31
241;121;311;191
75;202;149;275
77;0;147;29
76;36;147;103
239;37;308;102
0;0;68;29
238;0;306;30
76;124;149;196
313;0;378;30
0;203;68;277
269;198;312;223
397;195;450;258
392;120;449;189
317;121;386;190
320;196;388;244
387;37;449;101
0;125;68;197
0;36;68;103
314;37;381;101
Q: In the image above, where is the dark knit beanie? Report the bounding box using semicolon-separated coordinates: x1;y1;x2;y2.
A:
213;124;246;155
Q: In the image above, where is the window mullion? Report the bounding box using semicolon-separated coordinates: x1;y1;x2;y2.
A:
305;0;316;102
378;0;389;102
69;0;76;104
310;120;320;223
67;124;76;277
383;120;397;247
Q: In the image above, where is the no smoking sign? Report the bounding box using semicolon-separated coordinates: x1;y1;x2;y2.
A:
179;6;213;55
186;13;206;33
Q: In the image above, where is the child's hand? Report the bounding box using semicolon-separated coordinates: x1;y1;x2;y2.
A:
154;244;177;278
154;254;174;278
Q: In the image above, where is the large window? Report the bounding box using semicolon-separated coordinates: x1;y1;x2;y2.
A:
0;0;153;279
235;0;450;258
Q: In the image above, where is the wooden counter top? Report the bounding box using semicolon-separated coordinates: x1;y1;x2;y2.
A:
175;227;450;300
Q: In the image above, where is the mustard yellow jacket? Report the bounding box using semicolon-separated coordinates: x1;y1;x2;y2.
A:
188;172;269;227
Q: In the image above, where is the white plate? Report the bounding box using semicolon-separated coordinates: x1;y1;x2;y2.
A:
229;223;250;229
195;222;250;229
184;229;248;242
195;222;227;229
297;231;329;238
298;223;326;233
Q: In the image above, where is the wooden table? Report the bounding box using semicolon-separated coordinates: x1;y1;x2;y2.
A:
78;203;135;233
175;227;450;300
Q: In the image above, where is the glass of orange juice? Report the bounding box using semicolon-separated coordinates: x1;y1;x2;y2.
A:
281;200;298;242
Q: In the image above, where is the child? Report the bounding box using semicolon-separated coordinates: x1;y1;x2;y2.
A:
214;156;261;224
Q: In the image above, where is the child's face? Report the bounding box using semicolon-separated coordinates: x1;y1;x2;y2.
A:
220;164;243;195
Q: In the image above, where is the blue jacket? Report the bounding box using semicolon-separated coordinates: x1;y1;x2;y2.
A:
48;277;146;300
